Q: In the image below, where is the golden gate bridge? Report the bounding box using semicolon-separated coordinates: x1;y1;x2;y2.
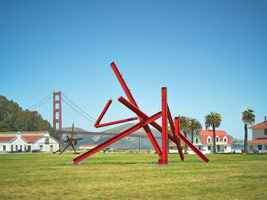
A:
28;91;162;146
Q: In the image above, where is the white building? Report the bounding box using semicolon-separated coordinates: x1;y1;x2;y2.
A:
170;129;231;154
0;131;59;153
248;118;267;153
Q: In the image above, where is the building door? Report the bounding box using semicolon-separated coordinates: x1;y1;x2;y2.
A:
11;145;13;152
3;145;6;151
217;145;220;152
28;146;31;152
50;145;53;152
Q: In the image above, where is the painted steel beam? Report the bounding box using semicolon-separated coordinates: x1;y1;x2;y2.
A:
159;87;168;164
175;117;209;163
73;111;162;164
94;99;138;128
118;96;162;155
111;63;162;156
167;106;184;161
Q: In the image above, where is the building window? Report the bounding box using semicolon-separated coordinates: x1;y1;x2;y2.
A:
40;145;43;150
198;146;201;150
258;145;262;150
216;137;219;142
11;145;13;151
225;145;227;149
16;145;18;151
265;144;267;150
45;136;49;144
196;138;198;144
207;137;211;143
3;145;6;151
250;146;253;151
224;138;227;143
208;146;211;150
265;129;267;135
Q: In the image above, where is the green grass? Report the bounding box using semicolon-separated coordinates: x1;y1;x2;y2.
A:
0;153;267;200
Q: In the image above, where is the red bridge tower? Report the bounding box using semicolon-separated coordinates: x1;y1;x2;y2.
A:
53;91;62;130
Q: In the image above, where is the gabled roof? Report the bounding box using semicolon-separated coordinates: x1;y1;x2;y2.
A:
248;138;267;144
199;130;231;145
22;136;43;143
249;120;267;129
0;136;16;142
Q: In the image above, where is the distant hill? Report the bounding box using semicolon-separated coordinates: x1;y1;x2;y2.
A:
229;135;244;149
62;123;244;150
101;123;162;137
62;123;162;149
62;127;87;132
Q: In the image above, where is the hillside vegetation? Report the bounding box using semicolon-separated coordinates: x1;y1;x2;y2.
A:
0;95;58;139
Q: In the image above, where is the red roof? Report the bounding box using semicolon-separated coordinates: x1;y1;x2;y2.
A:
199;130;231;145
79;144;97;148
0;137;15;142
248;138;267;144
22;136;43;143
249;120;267;129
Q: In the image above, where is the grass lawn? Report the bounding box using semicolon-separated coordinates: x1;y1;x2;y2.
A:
0;152;266;200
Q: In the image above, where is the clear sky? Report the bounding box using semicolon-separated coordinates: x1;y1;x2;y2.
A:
0;0;266;139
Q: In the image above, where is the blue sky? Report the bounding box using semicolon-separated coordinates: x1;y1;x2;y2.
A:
0;0;266;139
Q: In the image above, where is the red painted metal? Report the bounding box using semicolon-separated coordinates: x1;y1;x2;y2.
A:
175;117;209;163
73;61;209;164
73;111;162;164
118;96;162;155
167;106;184;161
110;63;162;158
158;87;168;164
94;99;138;128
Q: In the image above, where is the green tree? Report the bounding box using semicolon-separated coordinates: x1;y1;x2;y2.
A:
0;122;12;131
188;118;202;145
0;95;58;139
241;108;255;153
205;112;222;153
179;116;190;152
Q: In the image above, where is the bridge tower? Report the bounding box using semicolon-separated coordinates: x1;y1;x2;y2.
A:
53;91;62;130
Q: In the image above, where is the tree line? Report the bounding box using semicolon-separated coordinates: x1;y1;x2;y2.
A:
0;95;58;139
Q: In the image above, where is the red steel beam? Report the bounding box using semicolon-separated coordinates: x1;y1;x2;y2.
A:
111;62;138;107
94;99;138;128
118;96;162;155
94;99;112;127
175;117;209;163
95;117;138;128
73;111;162;164
167;106;184;161
159;87;168;164
111;62;162;157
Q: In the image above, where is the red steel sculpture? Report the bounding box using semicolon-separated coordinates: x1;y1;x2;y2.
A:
73;62;209;164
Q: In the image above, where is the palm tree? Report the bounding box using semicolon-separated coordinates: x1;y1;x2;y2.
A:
241;108;255;153
205;112;222;153
188;118;202;145
179;116;190;152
